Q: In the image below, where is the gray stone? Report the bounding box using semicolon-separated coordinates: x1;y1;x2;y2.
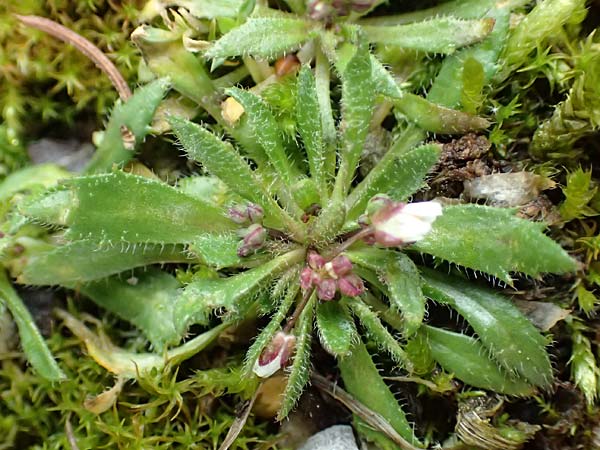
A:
298;425;359;450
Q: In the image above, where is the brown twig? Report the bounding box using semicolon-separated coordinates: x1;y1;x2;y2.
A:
311;373;423;450
283;287;314;333
14;14;132;100
64;415;81;450
217;387;261;450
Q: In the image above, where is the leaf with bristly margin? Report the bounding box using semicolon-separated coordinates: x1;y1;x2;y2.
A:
177;176;239;206
176;249;303;328
53;172;232;243
169;116;301;235
278;294;315;420
360;17;495;54
346;140;439;220
423;326;535;396
226;87;297;184
413;204;577;282
421;269;553;388
18;240;188;286
394;93;489;133
347;248;424;337
0;270;64;381
428;5;511;108
169;116;266;205
316;301;357;357
296;66;328;199
0;163;69;202
368;56;489;132
384;253;425;336
205;17;317;60
81;269;185;349
347;299;411;369
335;42;375;195
189;233;267;270
86;78;170;173
243;284;298;376
369;54;403;99
338;341;419;444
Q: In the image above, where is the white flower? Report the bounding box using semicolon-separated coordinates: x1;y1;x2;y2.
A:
370;200;443;247
252;331;296;378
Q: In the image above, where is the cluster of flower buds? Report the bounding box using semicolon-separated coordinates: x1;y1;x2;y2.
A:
308;0;374;20
229;203;268;257
360;195;443;247
253;331;296;378
300;252;365;301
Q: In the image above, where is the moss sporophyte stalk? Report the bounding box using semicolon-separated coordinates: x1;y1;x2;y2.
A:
2;0;594;447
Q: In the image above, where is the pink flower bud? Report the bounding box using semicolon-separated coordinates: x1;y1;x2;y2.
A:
237;223;267;256
324;254;353;279
366;194;393;216
228;205;248;224
370;199;443;247
246;203;264;223
338;273;365;297
317;278;337;301
308;0;336;20
300;267;314;290
357;214;371;227
253;331;296;378
228;203;264;224
307;251;326;270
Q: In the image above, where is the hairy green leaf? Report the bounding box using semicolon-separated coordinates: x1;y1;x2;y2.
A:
423;326;534;396
421;269;553;388
278;294;315;420
347;138;439;220
428;5;510;108
296;65;328;200
384;253;425;336
62;172;232;243
347;299;411;369
414;204;577;282
243;284;298;376
81;269;185;349
338;341;419;444
226;87;298;184
335;42;375;197
169;116;305;238
360;17;495;54
357;0;523;25
176;249;304;327
0;163;69;202
85;78;170;173
189;233;264;270
0;270;64;381
205;17;317;60
394;94;489;133
19;240;188;285
316;300;357;357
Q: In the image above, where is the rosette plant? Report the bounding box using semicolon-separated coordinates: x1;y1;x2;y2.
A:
2;39;576;446
0;0;584;447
